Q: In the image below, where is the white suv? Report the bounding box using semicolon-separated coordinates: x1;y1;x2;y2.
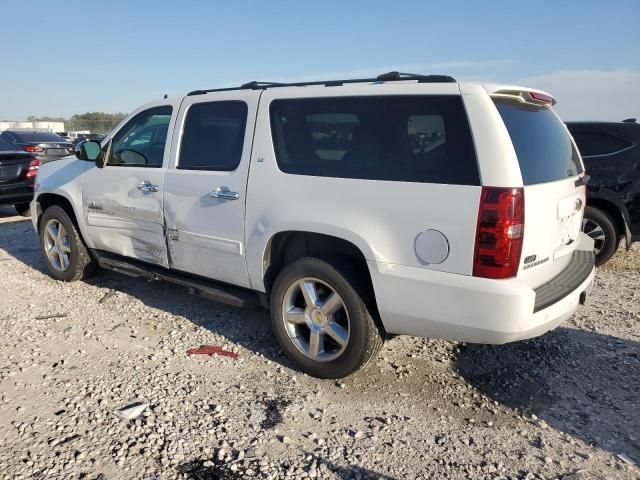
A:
31;72;595;378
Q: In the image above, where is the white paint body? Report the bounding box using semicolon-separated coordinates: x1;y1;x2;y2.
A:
32;80;595;344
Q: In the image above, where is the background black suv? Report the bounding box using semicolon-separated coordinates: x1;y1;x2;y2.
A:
566;119;640;265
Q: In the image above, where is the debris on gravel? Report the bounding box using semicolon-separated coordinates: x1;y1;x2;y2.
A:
0;206;638;479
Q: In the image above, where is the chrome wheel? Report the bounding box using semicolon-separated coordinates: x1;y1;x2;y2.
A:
582;218;606;255
281;277;350;362
43;219;71;271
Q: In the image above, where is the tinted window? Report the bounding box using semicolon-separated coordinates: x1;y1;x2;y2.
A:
0;137;18;151
179;101;247;171
570;131;633;157
0;132;16;143
11;131;63;142
107;106;172;167
270;95;479;185
494;99;583;185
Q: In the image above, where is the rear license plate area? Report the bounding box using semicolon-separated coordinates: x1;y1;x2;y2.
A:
47;149;67;155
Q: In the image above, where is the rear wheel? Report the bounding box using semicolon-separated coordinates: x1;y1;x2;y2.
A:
582;206;618;266
270;257;383;378
39;206;96;281
14;203;31;217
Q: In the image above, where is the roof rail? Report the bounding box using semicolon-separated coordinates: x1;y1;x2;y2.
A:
187;71;456;96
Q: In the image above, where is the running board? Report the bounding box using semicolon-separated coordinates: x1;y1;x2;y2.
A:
93;251;262;308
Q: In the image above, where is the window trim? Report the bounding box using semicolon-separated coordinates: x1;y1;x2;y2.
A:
105;105;173;169
572;130;636;158
176;100;249;172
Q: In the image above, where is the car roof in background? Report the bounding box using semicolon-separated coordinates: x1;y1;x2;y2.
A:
3;131;65;142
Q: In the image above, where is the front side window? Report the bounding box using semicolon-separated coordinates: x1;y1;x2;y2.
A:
107;106;172;167
270;95;479;185
178;101;247;171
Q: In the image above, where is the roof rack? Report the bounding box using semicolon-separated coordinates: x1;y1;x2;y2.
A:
187;71;456;96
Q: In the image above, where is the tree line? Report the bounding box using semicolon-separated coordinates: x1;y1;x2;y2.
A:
27;112;127;134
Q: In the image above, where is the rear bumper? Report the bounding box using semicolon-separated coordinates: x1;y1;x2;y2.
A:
369;242;595;344
0;186;34;206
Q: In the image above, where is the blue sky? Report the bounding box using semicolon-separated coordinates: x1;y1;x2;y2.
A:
2;0;639;121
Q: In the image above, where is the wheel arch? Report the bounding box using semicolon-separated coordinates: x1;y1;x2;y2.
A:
587;192;632;248
262;230;372;291
36;193;93;248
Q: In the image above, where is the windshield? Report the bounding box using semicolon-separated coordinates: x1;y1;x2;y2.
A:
493;98;583;185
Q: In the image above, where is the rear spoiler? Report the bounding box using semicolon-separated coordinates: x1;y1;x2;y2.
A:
482;84;557;106
491;89;556;106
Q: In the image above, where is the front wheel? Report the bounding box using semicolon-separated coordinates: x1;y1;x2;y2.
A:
270;257;383;379
39;205;96;281
582;206;619;266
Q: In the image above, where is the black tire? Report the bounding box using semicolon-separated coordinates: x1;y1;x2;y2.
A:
270;256;383;379
14;203;31;217
582;206;619;266
39;205;96;282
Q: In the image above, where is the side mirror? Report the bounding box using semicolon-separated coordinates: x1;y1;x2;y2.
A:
75;140;102;164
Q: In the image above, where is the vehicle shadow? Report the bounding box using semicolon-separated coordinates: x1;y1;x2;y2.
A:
455;327;640;462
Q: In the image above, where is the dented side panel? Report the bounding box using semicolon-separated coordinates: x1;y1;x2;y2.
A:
82;167;169;266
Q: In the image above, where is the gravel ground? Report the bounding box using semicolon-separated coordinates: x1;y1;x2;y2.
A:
0;205;638;480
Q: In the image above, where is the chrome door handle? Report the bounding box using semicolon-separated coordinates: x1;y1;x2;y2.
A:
137;182;159;193
209;188;239;200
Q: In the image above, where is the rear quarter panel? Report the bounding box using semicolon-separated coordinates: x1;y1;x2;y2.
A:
245;84;483;292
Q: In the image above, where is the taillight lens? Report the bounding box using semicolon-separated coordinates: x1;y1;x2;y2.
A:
473;187;524;279
22;145;44;153
26;158;40;182
529;91;554;104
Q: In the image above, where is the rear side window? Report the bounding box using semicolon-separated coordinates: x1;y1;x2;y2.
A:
179;101;248;171
270;95;479;185
570;131;633;157
493;98;583;185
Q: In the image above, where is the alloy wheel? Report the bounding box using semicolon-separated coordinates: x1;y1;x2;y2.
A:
43;219;71;271
281;277;350;362
582;217;606;255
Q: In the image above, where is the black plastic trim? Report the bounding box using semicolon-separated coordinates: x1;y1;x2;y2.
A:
533;250;595;313
92;250;262;308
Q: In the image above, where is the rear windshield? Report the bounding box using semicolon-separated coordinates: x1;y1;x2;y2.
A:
11;131;64;143
270;95;480;185
493;98;583;185
0;137;18;151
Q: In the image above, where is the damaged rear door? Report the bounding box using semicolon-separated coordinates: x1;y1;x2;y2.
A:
82;100;180;267
162;91;260;288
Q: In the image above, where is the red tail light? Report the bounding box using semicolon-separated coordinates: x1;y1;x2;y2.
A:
529;91;554;104
26;158;40;182
22;145;44;153
473;187;524;279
